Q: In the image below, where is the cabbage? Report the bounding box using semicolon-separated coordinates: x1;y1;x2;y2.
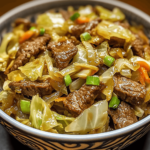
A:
89;116;109;134
0;91;15;111
72;69;92;79
3;80;12;91
97;41;109;59
55;64;80;77
88;35;105;45
29;95;58;131
36;12;68;36
96;21;135;42
72;44;88;64
19;56;44;81
52;111;75;134
69;78;85;92
74;63;99;73
82;41;100;66
49;79;68;95
45;54;63;82
7;70;29;81
144;46;150;62
109;48;126;59
43;91;63;106
100;58;140;100
129;56;150;67
16;117;31;127
95;6;125;22
65;100;108;134
133;106;144;118
145;84;150;103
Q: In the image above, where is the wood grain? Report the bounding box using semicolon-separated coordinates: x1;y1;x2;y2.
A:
0;0;150;16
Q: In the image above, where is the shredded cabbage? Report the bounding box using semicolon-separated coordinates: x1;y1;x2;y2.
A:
145;84;150;103
29;95;58;131
7;70;29;81
96;21;135;42
82;41;100;66
19;56;44;81
95;6;125;22
65;100;108;134
36;13;68;36
72;44;88;64
3;80;12;91
133;105;144;118
69;78;85;92
16;117;31;127
100;58;140;100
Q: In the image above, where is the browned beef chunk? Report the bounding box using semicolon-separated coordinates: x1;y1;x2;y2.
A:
63;83;105;117
14;18;36;31
132;37;144;58
47;40;78;70
59;9;73;20
7;34;51;73
113;75;146;106
108;101;137;129
9;80;53;97
69;18;101;38
109;37;125;48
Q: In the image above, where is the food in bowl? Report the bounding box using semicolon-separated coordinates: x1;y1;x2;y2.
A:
0;5;150;134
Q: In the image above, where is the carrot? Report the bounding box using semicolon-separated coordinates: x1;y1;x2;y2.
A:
76;17;90;24
55;97;66;102
139;67;150;83
137;61;150;71
19;30;34;43
139;69;145;85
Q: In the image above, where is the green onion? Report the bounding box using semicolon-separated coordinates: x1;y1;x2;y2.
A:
64;74;72;86
30;26;36;31
109;96;120;109
86;76;100;86
80;32;91;41
40;28;45;35
103;55;115;67
70;12;80;21
20;100;30;114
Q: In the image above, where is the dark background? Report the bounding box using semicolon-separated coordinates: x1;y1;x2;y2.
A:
0;0;150;150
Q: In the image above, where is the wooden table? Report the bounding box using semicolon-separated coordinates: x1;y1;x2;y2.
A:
0;0;150;16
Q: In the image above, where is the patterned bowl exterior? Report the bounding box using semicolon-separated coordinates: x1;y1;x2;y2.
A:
0;0;150;150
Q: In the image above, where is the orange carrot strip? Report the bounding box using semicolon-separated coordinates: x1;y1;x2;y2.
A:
19;30;34;43
55;97;66;102
137;61;150;71
139;67;150;83
76;17;90;24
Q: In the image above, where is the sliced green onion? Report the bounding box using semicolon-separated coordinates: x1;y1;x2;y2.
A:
30;26;36;31
20;100;30;114
109;96;120;109
80;32;91;41
40;28;45;35
70;12;80;21
103;55;115;67
86;76;100;86
64;74;72;86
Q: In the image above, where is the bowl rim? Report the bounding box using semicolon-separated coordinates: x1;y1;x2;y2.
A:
0;0;150;142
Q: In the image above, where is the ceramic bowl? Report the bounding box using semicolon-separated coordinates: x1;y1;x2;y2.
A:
0;0;150;149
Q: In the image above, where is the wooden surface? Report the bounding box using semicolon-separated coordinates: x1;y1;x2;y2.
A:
0;0;150;16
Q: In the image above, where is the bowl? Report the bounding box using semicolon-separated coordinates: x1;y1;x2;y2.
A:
0;0;150;149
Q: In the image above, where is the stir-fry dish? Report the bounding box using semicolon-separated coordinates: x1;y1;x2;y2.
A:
0;5;150;134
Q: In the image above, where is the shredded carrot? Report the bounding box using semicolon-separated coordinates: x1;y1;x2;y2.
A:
139;70;145;85
137;61;150;71
76;17;90;24
19;30;34;43
139;67;150;83
55;97;66;102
